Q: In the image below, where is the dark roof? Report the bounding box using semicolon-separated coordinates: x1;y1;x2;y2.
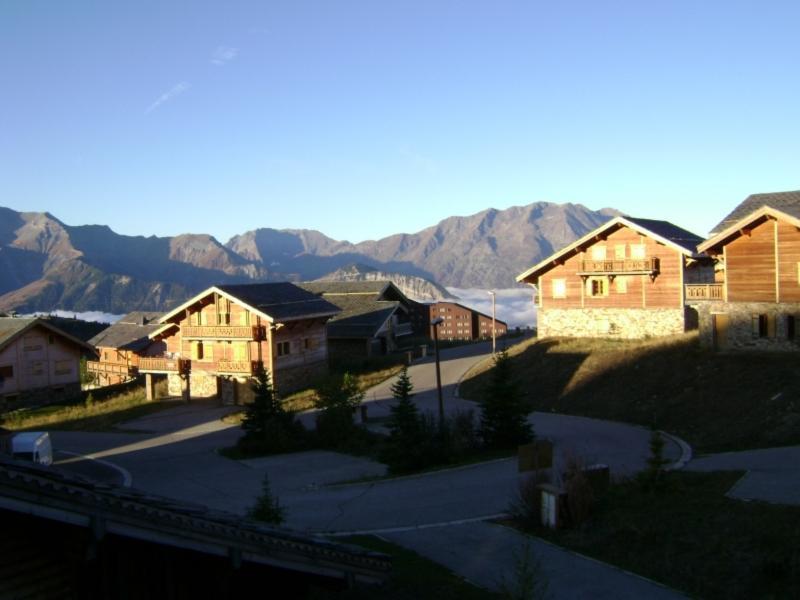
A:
0;457;390;584
710;190;800;234
623;217;704;254
301;281;391;295
0;317;94;352
88;311;164;351
216;283;340;322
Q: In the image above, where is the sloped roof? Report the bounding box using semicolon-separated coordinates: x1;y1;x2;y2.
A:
698;204;800;255
710;190;800;235
0;318;94;353
0;457;390;584
298;284;402;339
158;283;340;325
88;311;163;351
516;216;703;284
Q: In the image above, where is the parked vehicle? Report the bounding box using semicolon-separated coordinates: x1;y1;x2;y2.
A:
10;432;53;466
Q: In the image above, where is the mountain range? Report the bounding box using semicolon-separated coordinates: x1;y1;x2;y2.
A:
0;202;616;313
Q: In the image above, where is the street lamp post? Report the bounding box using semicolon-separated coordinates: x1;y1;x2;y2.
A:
431;316;445;431
488;290;496;355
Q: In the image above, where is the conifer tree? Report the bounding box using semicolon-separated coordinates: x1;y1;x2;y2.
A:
479;351;534;449
387;367;420;438
248;474;286;525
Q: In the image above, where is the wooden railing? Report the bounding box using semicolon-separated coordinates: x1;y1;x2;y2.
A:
216;360;260;375
86;361;135;377
182;325;265;340
579;258;660;274
138;357;189;373
685;283;724;301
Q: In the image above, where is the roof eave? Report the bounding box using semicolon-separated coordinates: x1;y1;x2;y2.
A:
698;206;800;254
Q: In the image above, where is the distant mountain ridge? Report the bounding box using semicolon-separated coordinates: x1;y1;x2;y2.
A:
0;202;616;312
313;264;457;302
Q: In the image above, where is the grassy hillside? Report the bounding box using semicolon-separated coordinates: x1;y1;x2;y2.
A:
460;333;800;453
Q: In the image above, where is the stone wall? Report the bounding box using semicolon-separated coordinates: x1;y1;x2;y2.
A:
538;308;687;339
694;301;800;351
275;360;329;396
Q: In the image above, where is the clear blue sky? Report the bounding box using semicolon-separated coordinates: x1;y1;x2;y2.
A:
2;1;798;243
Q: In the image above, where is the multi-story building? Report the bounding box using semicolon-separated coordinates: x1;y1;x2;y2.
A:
136;283;339;403
86;312;164;386
517;216;712;339
0;317;94;408
688;191;800;351
428;301;508;341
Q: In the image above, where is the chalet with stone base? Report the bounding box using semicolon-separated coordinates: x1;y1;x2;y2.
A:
689;191;800;351
517;216;712;339
138;283;339;403
0;317;94;409
86;312;164;386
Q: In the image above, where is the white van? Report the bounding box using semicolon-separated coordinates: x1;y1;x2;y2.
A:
10;432;53;466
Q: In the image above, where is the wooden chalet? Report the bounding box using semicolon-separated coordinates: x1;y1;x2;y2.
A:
138;283;340;402
0;317;94;409
428;301;508;341
299;281;415;358
86;312;164;387
689;190;800;351
516;216;712;339
0;457;390;598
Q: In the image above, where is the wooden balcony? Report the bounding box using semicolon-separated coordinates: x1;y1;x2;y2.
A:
182;325;265;340
579;258;660;275
86;361;136;377
216;360;260;375
685;283;724;302
138;357;189;374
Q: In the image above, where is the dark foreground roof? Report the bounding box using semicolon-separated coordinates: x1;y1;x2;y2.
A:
623;217;705;254
215;283;340;321
0;317;94;352
89;311;163;351
710;190;800;234
0;457;390;585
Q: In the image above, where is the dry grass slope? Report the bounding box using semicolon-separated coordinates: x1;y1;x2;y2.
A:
460;333;800;453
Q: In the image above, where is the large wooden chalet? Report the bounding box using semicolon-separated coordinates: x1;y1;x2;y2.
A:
86;312;164;387
687;190;800;351
136;283;339;403
517;216;713;339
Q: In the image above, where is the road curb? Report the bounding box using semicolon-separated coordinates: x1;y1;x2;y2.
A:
659;430;693;471
324;512;510;537
58;450;133;487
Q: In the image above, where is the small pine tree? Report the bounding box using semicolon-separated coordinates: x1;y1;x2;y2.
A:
248;474;286;525
314;372;365;448
387;367;419;438
479;351;534;450
241;367;282;437
239;367;302;455
639;429;671;491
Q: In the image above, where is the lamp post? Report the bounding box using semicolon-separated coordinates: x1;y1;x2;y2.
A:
488;290;496;355
431;316;445;431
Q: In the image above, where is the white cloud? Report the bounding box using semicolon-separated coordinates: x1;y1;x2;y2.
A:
211;46;239;66
145;81;190;114
446;287;538;329
26;310;122;324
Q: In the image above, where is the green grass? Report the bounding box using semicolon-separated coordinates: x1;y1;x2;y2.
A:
520;471;800;600
327;535;501;599
459;333;800;453
0;383;180;432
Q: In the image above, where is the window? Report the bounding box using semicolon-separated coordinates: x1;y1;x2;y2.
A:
614;244;626;260
233;342;248;361
191;341;204;360
591;245;607;261
0;365;13;379
48;334;55;345
552;279;567;299
752;314;775;338
616;277;628;294
587;277;608;297
54;360;72;376
631;244;646;260
277;341;291;356
304;338;318;351
27;361;44;376
788;315;796;341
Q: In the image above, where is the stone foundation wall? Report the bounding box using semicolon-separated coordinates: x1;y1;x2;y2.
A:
694;302;800;351
538;308;687;339
275;360;329;396
167;373;183;398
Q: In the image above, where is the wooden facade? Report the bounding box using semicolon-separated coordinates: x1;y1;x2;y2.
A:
137;284;338;401
428;302;508;341
517;217;711;339
0;319;93;408
692;202;800;351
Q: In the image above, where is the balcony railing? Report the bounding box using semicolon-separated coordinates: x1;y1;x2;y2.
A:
138;357;189;373
182;325;265;340
579;258;660;275
685;283;724;301
216;360;260;375
86;361;135;377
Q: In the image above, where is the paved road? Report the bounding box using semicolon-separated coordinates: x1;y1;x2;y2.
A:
50;340;685;599
687;446;800;505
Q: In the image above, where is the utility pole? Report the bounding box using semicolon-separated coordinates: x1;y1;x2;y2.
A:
488;290;496;355
431;317;445;432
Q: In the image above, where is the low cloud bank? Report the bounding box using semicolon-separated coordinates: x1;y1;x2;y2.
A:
26;310;123;324
446;287;537;329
